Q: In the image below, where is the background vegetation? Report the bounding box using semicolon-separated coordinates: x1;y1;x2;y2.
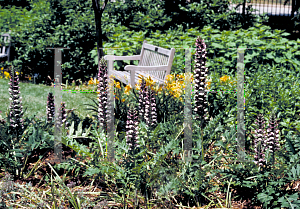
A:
0;0;299;208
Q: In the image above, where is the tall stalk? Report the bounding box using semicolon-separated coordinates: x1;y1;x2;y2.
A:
193;36;210;161
97;57;109;133
8;66;25;177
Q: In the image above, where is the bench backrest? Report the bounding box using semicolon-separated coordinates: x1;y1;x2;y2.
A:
0;33;11;62
138;40;175;81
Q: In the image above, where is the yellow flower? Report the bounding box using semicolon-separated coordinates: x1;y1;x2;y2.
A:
88;77;98;85
137;74;145;84
29;76;31;81
122;99;125;102
206;81;211;89
152;85;163;93
176;74;184;79
166;74;174;82
115;96;119;100
115;82;121;89
145;75;156;87
1;67;3;71
173;92;181;98
16;72;19;75
4;71;10;78
220;75;230;82
124;84;132;95
170;83;181;92
135;83;140;91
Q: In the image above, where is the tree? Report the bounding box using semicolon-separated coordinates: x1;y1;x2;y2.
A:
92;0;109;68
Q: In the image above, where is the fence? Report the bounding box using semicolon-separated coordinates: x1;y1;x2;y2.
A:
229;0;298;17
110;0;298;17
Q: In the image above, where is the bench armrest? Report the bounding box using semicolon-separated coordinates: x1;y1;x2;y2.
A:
104;55;141;61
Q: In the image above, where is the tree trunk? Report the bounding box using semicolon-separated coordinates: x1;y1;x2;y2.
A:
92;0;108;69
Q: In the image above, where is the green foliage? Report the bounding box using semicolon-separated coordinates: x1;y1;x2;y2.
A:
245;61;300;146
104;0;172;37
104;0;268;38
0;0;273;86
0;114;55;179
176;0;269;31
1;0;101;85
216;127;300;208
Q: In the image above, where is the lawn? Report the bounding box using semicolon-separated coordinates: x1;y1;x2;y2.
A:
0;76;100;122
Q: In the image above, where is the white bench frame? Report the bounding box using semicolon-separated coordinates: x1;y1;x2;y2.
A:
104;40;175;89
0;32;11;62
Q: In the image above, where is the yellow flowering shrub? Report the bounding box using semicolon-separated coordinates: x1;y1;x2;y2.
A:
97;73;236;104
0;69;22;80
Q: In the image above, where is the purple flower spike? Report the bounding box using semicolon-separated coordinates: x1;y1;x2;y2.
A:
46;92;55;123
253;113;267;167
126;105;139;151
97;57;109;132
253;112;281;168
138;78;157;128
194;36;209;128
8;69;24;133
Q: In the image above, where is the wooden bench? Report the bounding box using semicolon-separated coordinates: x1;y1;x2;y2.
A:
104;40;175;89
0;32;11;62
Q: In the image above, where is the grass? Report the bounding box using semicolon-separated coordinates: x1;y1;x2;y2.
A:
0;76;101;122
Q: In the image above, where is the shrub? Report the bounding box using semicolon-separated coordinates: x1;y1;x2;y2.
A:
1;0;102;85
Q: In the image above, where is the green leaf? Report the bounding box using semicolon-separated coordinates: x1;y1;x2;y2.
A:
281;32;290;36
83;167;101;177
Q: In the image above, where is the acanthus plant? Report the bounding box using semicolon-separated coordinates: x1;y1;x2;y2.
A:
138;78;146;123
193;36;210;129
265;111;280;164
46;92;69;128
138;77;157;128
253;113;267;168
97;57;109;133
56;101;69;128
46;92;55;123
8;68;25;136
126;104;140;153
253;112;281;170
193;36;210;162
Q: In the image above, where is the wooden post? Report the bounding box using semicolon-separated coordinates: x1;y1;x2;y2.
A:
46;47;70;164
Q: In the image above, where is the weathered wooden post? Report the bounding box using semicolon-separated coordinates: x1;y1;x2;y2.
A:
46;47;70;163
